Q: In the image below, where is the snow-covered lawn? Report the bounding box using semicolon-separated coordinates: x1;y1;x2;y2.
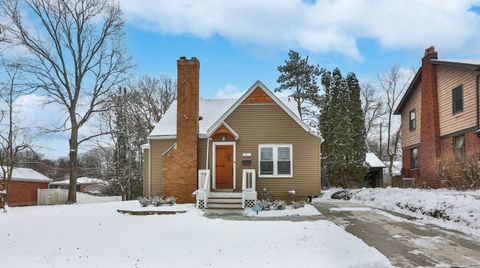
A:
243;204;321;217
0;201;392;268
317;187;480;237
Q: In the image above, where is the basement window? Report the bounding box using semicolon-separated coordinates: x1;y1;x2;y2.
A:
259;144;293;177
410;148;417;169
452;86;464;114
453;135;465;159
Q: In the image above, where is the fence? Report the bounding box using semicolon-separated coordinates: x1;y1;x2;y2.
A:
37;189;121;205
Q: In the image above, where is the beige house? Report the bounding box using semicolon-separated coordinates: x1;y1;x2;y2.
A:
143;57;322;209
394;47;480;186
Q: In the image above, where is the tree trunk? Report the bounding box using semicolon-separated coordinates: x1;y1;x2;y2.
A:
68;121;79;203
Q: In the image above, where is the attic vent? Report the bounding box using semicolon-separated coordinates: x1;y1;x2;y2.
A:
199;116;204;121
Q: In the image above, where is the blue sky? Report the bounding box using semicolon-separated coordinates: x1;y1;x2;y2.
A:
9;0;480;159
121;0;480;98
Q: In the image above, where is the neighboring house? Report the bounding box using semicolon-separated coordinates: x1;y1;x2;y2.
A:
365;153;386;187
50;177;108;194
143;57;322;208
394;47;480;187
0;167;52;207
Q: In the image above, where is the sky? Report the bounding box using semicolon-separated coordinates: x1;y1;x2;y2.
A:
7;0;480;159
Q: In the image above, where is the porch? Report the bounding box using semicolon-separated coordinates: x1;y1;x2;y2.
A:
194;169;257;209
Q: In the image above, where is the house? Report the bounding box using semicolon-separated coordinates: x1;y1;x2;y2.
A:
143;57;322;208
394;47;480;187
0;167;52;207
365;153;386;187
49;176;108;194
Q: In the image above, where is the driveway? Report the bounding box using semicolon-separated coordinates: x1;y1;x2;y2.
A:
313;199;480;267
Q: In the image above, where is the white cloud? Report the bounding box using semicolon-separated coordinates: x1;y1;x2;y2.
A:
214;84;245;99
119;0;480;59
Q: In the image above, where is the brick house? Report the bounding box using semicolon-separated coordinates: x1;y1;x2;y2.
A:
394;47;480;187
143;57;322;209
0;167;52;207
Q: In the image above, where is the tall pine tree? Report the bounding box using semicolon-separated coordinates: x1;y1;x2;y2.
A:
319;69;367;187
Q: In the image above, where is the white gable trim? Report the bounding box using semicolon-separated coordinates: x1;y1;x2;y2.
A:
207;121;240;140
208;81;318;138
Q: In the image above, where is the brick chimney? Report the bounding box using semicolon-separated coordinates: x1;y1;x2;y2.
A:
162;57;199;203
419;46;441;186
176;57;200;151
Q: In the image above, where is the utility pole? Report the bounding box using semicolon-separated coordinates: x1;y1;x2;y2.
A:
379;122;383;160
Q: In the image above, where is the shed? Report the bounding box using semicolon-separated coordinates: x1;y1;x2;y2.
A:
365;153;386;187
0;167;52;207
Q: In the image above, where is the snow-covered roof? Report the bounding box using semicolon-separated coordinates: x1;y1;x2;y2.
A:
365;153;386;168
0;166;52;182
50;177;108;186
149;81;304;138
432;58;480;66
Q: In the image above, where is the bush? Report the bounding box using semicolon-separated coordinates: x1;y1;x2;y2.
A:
437;152;480;190
291;200;306;209
138;197;150;207
137;196;176;207
272;200;286;210
258;200;272;210
258;188;273;201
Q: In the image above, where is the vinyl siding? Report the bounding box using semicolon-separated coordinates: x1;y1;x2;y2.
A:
437;66;478;136
149;139;176;196
222;103;321;198
401;83;422;148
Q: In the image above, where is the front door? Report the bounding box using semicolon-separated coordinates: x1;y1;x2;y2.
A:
215;145;234;189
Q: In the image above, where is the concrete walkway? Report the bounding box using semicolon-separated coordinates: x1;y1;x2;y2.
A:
313;199;480;267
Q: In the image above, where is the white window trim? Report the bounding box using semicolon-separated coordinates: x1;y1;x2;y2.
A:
258;144;293;178
212;141;236;190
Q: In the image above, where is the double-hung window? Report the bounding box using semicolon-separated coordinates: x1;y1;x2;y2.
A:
410;148;417;169
452;86;463;114
453;135;465;159
259;144;293;177
409;109;416;131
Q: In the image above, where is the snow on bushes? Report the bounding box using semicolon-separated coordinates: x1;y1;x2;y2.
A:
324;188;480;237
138;196;176;207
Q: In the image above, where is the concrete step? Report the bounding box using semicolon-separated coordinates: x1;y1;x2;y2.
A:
209;192;242;198
206;202;243;209
208;198;242;204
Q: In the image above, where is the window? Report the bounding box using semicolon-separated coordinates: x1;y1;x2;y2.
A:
452;86;463;114
410;148;417;169
259;144;293;177
409;110;416;131
453;135;465;158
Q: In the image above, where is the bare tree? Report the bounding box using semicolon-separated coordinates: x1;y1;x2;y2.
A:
0;60;35;211
377;65;413;179
1;0;132;202
362;82;385;139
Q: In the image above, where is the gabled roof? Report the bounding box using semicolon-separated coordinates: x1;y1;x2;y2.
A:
0;166;52;183
395;58;480;115
149;81;318;139
366;153;386;168
394;68;422;115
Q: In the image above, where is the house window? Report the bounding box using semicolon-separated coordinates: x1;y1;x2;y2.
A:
259;144;293;177
409;109;416;131
453;135;465;158
410;148;417;169
452;86;463;114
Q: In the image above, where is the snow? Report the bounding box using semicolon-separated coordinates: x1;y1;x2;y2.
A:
149;94;302;137
366;153;386;168
319;188;480;237
0;201;392;267
50;177;108;186
0;166;51;182
244;204;321;217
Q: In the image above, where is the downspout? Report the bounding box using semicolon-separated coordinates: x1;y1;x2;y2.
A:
476;71;480;134
206;138;211;170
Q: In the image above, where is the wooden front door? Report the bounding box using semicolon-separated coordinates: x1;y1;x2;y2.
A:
215;145;234;189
